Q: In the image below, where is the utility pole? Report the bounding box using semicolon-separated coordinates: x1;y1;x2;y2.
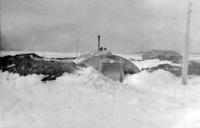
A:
76;34;79;58
182;2;192;85
0;1;1;51
0;18;1;50
0;29;1;50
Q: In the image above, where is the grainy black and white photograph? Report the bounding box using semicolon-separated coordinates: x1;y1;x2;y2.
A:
0;0;200;127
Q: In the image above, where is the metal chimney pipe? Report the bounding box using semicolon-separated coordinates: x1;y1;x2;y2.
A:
98;35;100;51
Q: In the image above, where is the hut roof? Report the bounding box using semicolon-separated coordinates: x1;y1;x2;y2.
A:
75;50;112;64
75;50;140;74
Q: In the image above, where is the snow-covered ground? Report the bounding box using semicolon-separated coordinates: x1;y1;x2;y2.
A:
0;51;200;128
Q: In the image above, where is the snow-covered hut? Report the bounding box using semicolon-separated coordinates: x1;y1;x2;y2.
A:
142;50;182;63
75;51;140;81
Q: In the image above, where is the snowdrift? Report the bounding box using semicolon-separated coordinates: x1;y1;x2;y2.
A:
1;67;200;128
1;51;200;128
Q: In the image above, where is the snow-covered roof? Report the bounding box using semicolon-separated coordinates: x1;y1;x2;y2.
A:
75;50;112;64
145;50;182;57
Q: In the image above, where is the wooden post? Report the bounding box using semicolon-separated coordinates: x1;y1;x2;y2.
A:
76;35;79;58
0;107;1;128
0;6;1;51
182;2;192;85
0;21;1;50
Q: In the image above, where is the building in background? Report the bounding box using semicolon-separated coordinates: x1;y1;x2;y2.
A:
142;50;182;63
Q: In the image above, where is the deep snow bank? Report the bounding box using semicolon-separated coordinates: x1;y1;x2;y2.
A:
1;68;200;128
124;69;178;86
124;69;200;99
132;59;180;70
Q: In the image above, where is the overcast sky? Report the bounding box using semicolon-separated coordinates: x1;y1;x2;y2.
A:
1;0;200;53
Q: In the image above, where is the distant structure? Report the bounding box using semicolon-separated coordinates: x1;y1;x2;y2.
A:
142;50;182;63
75;50;140;82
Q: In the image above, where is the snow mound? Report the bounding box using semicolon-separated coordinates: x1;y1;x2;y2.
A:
0;70;132;128
1;68;200;128
171;108;200;128
124;69;178;86
132;59;180;70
